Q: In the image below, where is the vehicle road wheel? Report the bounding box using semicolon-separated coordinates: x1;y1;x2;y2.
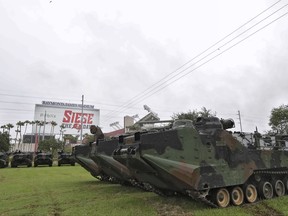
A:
273;179;285;197
230;186;244;206
259;181;273;199
244;184;258;203
214;188;230;208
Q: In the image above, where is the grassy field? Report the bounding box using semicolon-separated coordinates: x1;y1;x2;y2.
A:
1;165;288;216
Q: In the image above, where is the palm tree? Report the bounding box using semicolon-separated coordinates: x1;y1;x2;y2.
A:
16;121;25;150
22;120;31;151
11;138;17;151
59;124;65;142
38;121;44;141
34;120;40;133
50;121;57;138
15;126;20;149
23;120;30;135
42;121;49;141
6;123;14;137
1;125;7;133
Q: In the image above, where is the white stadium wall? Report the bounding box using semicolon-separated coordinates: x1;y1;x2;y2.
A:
33;101;100;136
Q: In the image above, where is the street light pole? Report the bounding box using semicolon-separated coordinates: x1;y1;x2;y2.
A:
238;110;243;132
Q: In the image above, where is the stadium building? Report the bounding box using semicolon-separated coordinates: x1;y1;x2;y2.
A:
19;101;100;152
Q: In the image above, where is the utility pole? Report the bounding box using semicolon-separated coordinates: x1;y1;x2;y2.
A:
237;110;243;132
80;95;84;143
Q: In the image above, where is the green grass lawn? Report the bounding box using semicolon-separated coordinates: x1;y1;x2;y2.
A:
0;165;288;216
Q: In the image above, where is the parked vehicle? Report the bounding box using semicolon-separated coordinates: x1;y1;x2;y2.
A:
72;143;102;178
76;117;288;208
57;151;75;166
11;151;33;168
34;151;53;167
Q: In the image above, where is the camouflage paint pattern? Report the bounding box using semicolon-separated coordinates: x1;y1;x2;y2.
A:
113;117;288;196
113;134;180;192
90;138;132;183
57;152;75;166
10;151;33;167
79;118;288;207
34;152;53;167
72;143;102;178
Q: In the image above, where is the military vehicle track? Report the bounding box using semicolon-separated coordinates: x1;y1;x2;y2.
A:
184;170;288;208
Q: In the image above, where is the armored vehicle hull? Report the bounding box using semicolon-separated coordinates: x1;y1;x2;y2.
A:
11;152;33;168
90;139;132;184
34;152;53;167
114;135;177;194
58;152;75;166
0;152;9;168
72;143;102;178
113;117;288;207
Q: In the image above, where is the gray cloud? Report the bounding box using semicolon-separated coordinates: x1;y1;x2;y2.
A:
0;1;287;135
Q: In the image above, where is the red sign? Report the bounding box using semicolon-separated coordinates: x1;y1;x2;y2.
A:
62;110;94;124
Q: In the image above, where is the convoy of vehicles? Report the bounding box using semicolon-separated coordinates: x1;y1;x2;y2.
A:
74;117;288;208
1;150;74;168
3;114;288;208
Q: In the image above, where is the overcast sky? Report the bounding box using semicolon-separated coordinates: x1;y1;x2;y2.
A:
1;0;288;137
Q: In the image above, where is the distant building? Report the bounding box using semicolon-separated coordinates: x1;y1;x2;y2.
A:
33;101;100;136
12;101;100;152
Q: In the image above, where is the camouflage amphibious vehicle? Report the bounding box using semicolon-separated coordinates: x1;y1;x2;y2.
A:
72;143;103;178
89;126;133;184
11;151;33;168
113;117;288;208
76;113;163;186
57;151;75;166
114;131;178;195
34;151;53;167
73;141;130;183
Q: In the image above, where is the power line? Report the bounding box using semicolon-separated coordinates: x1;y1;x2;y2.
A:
0;108;32;112
103;1;285;120
136;9;288;101
102;2;288;122
0;93;145;111
102;1;287;120
107;0;282;112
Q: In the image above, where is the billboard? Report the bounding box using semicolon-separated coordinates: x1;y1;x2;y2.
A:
33;101;100;136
